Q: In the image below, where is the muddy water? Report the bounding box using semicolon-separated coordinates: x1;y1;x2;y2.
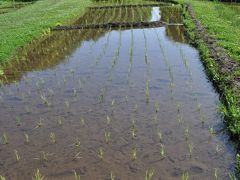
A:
0;5;236;180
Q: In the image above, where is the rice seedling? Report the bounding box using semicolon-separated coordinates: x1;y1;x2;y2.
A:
73;170;81;180
214;168;218;180
65;100;70;109
209;127;214;138
14;149;20;162
15;116;22;126
184;127;189;141
24;133;30;143
34;151;51;162
125;95;128;103
106;115;111;125
50;132;56;144
177;114;183;124
131;125;137;139
104;131;111;143
132;146;137;161
2;132;8;145
48;88;54;97
35;118;44;129
146;79;150;102
57;116;63;126
98;147;104;160
80;117;85;126
160;143;165;159
98;89;105;103
40;94;50;106
157;129;163;142
110;172;115;180
32;169;44;180
145;169;154;180
182;172;189;180
154;99;159;113
215;145;222;154
0;175;6;180
188;143;193;159
200;112;206;126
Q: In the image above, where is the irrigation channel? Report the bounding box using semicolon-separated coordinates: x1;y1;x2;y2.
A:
0;3;236;180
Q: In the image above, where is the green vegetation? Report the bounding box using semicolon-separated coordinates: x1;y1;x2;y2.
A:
181;0;240;138
0;0;92;63
188;1;240;62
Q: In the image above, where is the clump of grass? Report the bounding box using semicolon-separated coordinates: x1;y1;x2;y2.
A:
32;169;44;180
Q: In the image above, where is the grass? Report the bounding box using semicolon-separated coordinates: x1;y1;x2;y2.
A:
0;0;92;63
179;0;240;62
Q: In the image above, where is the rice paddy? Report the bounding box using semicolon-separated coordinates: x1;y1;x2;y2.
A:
0;0;236;179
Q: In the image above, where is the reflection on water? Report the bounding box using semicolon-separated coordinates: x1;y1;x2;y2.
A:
0;5;185;84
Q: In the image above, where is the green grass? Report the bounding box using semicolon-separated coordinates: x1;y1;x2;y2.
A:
180;0;240;62
0;0;92;63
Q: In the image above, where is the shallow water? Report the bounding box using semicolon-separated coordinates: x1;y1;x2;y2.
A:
0;4;235;180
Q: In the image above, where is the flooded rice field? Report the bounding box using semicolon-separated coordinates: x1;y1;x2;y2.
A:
0;3;236;180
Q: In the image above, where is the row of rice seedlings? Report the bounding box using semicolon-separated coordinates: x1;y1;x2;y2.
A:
126;28;134;84
154;29;175;98
108;27;122;81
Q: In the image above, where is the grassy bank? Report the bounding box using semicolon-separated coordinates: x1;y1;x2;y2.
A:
181;0;240;176
0;0;92;63
180;0;240;62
